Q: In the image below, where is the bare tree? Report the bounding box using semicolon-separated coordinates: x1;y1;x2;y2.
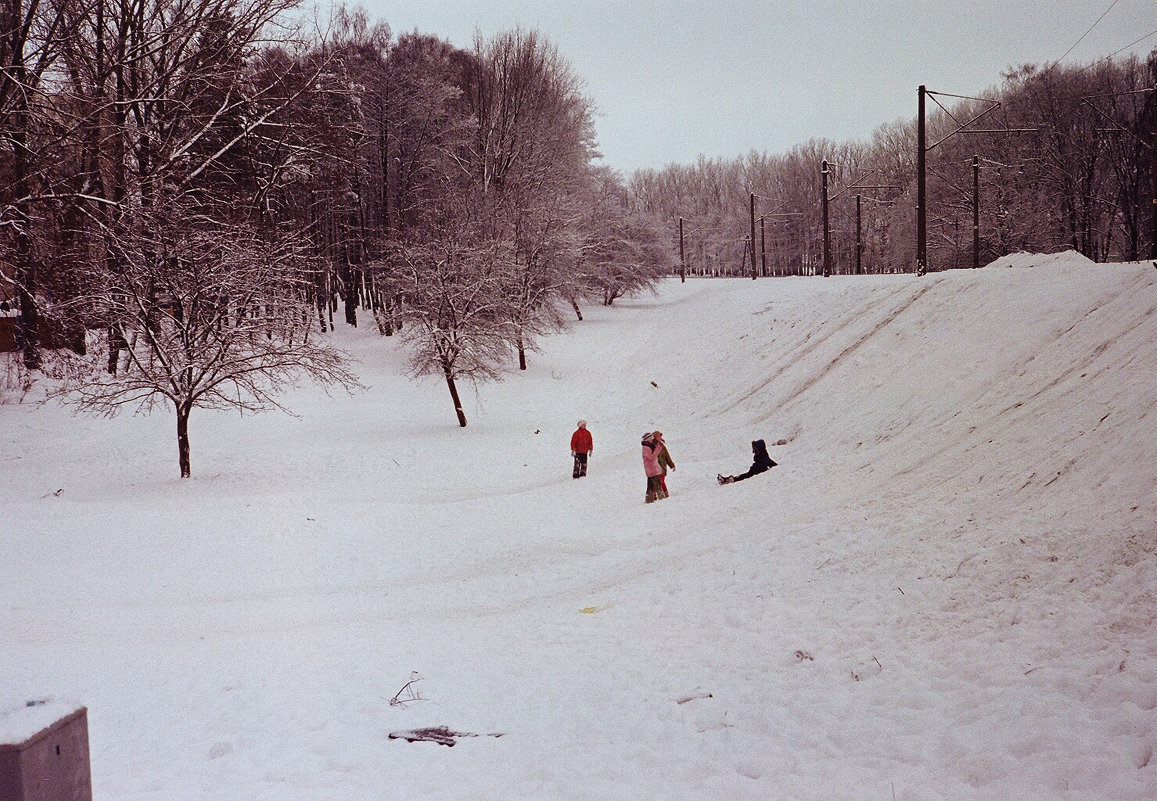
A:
393;215;513;427
582;167;672;304
465;28;596;369
54;205;358;477
1;0;75;368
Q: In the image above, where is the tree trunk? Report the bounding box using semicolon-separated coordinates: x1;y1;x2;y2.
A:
107;326;124;374
11;119;39;369
316;274;328;332
381;294;394;336
7;0;40;370
15;259;40;369
344;268;359;326
443;367;467;427
517;334;526;370
177;403;192;478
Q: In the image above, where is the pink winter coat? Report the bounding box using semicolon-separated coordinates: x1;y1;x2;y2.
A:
642;442;663;477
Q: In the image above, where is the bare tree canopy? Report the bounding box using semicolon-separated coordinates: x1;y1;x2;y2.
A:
52;203;359;477
630;51;1157;276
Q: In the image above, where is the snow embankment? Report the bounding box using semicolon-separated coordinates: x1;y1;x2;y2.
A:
2;252;1156;800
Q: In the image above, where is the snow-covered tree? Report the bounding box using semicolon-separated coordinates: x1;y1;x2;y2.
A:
55;206;358;477
393;215;513;428
465;28;596;369
581;167;672;305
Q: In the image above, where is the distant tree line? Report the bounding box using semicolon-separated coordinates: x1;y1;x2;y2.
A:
0;0;670;472
630;52;1157;277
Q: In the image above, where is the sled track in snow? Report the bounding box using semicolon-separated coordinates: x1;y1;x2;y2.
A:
716;280;935;417
744;279;939;421
881;272;1157;496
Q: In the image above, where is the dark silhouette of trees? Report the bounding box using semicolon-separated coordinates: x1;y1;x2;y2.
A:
0;4;683;447
1;0;75;369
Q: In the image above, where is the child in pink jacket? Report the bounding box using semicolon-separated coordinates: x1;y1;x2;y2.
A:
641;432;667;503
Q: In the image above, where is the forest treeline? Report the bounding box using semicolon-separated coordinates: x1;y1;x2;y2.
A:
3;0;1155;474
630;51;1157;278
0;0;670;468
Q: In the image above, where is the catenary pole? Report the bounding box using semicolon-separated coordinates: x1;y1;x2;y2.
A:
855;194;863;274
917;85;927;275
1152;109;1157;260
822;160;831;278
678;217;686;282
973;155;981;269
760;216;766;277
749;193;757;279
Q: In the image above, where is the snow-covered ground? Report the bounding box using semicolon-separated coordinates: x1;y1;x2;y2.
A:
3;251;1156;800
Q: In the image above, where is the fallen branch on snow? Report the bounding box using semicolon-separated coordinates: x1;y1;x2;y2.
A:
388;672;425;707
389;726;504;747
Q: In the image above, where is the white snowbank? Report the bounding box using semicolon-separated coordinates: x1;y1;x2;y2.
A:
986;250;1096;269
2;252;1155;799
0;700;85;746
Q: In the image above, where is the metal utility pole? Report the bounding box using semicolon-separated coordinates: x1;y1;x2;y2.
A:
855;194;863;274
917;85;927;276
749;193;757;279
972;156;981;269
760;216;766;277
916;85;1026;272
821;160;831;277
829;173;896;275
678;217;686;282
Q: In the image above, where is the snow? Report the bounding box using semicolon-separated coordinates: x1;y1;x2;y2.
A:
0;700;85;746
3;251;1157;799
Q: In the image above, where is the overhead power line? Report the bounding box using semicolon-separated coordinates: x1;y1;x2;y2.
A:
1105;28;1157;60
1057;0;1120;64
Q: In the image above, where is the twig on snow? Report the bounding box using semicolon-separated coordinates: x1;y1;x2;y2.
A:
389;672;425;707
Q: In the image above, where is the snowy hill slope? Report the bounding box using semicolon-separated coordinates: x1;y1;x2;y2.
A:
2;252;1156;800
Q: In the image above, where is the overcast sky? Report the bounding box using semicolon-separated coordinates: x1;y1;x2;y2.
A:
346;0;1157;173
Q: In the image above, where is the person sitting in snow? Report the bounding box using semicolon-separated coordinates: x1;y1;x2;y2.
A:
718;439;777;484
641;432;668;503
570;420;593;478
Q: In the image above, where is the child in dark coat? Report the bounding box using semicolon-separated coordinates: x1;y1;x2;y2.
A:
718;439;777;484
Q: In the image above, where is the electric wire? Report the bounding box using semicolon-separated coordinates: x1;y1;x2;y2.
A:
1057;0;1120;64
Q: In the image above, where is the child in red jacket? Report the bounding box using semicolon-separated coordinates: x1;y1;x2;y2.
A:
570;420;593;478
